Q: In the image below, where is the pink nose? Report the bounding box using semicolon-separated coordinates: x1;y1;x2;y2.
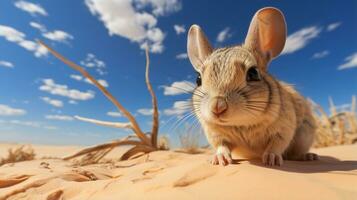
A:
211;97;228;116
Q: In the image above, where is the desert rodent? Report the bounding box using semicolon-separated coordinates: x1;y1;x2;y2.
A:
187;7;318;166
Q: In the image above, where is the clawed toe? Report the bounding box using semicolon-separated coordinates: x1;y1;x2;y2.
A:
303;153;319;161
262;152;283;166
211;153;232;166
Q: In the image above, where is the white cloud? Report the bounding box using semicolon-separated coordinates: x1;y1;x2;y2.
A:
43;30;74;43
163;100;190;116
3;120;40;128
80;53;106;75
39;79;95;101
161;80;195;96
173;24;185;35
0;104;26;116
282;26;322;55
68;100;78;105
85;78;109;88
41;97;63;108
29;22;74;44
137;108;154;116
0;60;14;68
45;114;74;121
85;0;180;53
14;0;48;16
107;111;122;117
338;52;357;70
135;0;182;16
176;53;188;59
312;50;329;59
70;74;83;81
29;22;46;32
70;74;109;88
0;119;57;130
216;27;232;43
0;25;48;57
327;22;341;32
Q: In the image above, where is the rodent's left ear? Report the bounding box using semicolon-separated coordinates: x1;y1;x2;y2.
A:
244;7;287;63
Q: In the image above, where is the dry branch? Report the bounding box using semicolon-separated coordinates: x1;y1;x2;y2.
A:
75;115;132;130
38;41;161;163
63;137;141;160
145;47;159;148
120;145;156;161
38;41;150;145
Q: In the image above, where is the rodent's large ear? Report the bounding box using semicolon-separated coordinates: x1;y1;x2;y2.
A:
244;7;286;63
187;25;213;72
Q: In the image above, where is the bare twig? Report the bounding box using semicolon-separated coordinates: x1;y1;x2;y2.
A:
63;137;142;160
145;47;159;148
38;40;151;145
120;145;156;160
75;115;132;130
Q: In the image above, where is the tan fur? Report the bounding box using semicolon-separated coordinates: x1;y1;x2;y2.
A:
187;7;317;166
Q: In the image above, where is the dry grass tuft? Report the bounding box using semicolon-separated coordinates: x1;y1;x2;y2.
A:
178;127;203;154
311;95;357;148
158;135;170;150
0;145;36;166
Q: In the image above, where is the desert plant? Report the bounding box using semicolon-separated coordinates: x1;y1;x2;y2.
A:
157;135;170;151
310;96;357;148
178;124;202;154
0;145;35;166
38;41;161;164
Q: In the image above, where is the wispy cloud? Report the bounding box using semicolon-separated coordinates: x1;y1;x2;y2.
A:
107;111;122;117
312;50;329;59
327;22;341;32
29;22;74;44
0;60;14;68
173;24;186;35
29;22;46;32
68;100;78;105
0;25;48;57
0;104;26;116
135;0;182;16
70;74;83;81
69;74;109;88
85;0;181;53
80;53;107;75
45;114;74;121
39;79;95;101
282;26;322;55
175;53;188;59
14;0;48;16
41;97;63;108
137;108;154;116
163;100;190;116
161;80;195;96
216;27;232;43
0;119;40;128
43;30;74;43
338;52;357;70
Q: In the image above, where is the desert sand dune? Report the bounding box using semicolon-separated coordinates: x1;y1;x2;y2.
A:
0;144;356;200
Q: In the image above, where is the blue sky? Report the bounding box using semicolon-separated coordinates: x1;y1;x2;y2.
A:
0;0;356;146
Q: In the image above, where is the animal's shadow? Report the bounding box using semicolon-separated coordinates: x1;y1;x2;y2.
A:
247;156;357;174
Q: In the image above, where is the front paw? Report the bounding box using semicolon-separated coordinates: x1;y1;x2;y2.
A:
211;146;232;166
262;152;283;166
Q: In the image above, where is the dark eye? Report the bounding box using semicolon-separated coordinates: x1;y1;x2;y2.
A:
196;73;202;86
246;67;261;82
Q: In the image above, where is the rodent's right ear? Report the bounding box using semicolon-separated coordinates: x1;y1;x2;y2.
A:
187;25;213;72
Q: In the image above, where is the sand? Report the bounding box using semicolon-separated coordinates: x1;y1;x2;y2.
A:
0;143;356;200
